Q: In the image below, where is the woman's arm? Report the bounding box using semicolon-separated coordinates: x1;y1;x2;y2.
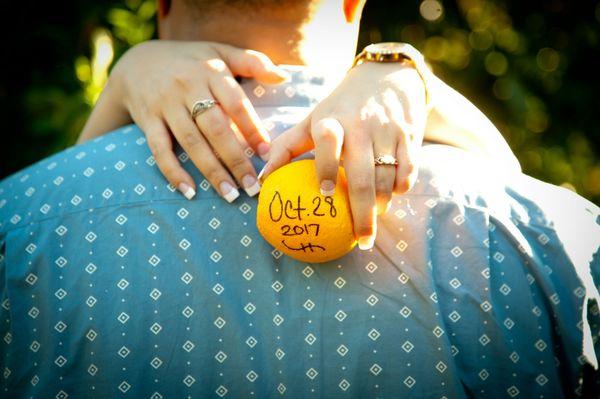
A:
77;72;131;144
260;60;522;251
75;40;288;201
424;74;521;173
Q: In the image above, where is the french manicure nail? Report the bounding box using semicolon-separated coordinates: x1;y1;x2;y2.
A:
242;174;261;197
358;236;375;250
273;67;291;82
178;183;196;200
220;181;240;203
320;179;335;196
257;166;266;181
384;201;392;214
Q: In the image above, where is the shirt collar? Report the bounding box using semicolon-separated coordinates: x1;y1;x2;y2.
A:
239;65;336;109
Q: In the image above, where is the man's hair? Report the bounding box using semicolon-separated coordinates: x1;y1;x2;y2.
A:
182;0;316;20
184;0;311;7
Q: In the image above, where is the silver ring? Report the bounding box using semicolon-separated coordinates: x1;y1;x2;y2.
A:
191;99;219;119
374;154;398;166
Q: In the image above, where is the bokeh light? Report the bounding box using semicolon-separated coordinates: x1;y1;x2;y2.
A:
536;48;560;72
420;0;444;22
495;28;520;53
492;78;513;101
484;51;508;76
468;29;493;51
75;29;114;105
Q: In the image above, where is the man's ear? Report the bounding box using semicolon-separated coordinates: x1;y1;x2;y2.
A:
158;0;171;18
343;0;366;23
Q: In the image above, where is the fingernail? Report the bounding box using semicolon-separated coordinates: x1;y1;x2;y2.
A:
272;67;291;81
320;179;335;196
178;183;196;200
220;181;239;203
257;142;270;161
242;174;261;197
358;236;375;250
257;166;266;180
384;201;392;214
256;163;269;184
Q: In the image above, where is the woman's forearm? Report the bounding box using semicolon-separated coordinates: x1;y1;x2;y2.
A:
423;74;521;173
77;73;132;144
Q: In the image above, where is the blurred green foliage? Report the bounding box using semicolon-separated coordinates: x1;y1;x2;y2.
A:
2;0;599;203
360;0;600;203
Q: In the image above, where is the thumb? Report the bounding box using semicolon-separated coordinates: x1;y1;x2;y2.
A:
214;43;290;84
258;117;313;183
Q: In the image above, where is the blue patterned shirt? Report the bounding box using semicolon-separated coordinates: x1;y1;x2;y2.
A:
1;67;599;398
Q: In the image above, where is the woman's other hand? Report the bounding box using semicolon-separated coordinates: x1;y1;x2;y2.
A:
82;40;288;201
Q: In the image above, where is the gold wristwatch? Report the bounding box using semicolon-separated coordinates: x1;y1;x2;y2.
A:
352;42;432;107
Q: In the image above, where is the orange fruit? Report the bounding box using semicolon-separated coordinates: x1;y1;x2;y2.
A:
257;159;356;263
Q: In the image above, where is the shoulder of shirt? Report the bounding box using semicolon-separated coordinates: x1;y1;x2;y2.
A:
0;125;222;234
412;145;599;231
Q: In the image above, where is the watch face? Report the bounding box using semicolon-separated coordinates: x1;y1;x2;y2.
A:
365;42;405;55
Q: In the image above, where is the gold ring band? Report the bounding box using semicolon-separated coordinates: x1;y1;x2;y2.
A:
191;99;219;119
374;155;398;166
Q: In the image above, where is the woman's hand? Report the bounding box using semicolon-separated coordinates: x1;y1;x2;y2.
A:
258;62;427;250
80;40;289;201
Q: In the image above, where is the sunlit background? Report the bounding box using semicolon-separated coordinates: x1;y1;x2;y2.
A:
2;0;599;203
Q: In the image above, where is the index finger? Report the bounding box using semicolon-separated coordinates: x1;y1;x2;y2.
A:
257;117;312;183
209;73;271;160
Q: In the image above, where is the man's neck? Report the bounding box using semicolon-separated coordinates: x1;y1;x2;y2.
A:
159;1;361;83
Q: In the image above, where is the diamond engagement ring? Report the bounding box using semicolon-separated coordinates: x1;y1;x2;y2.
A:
374;155;399;166
191;99;219;119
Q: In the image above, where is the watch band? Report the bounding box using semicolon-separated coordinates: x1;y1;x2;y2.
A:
352;42;433;108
